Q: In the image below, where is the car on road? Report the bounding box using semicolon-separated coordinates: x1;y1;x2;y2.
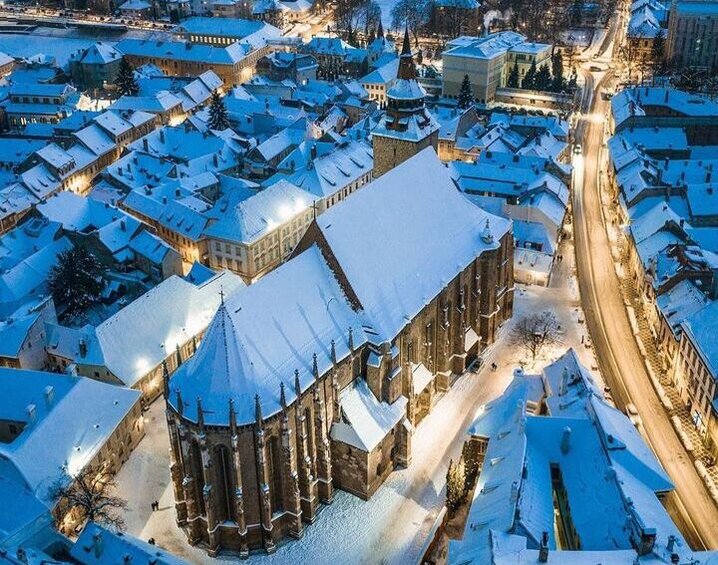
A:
573;143;582;155
625;403;642;428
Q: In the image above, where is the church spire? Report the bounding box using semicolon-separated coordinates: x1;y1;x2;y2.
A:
397;26;416;80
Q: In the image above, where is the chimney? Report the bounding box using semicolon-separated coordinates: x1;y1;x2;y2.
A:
213;154;218;167
560;426;571;454
510;480;519;502
26;404;36;424
79;338;87;359
538;531;549;562
159;129;165;143
559;366;569;396
162;196;168;204
92;531;104;558
310;142;317;160
120;219;126;231
142;138;148;152
44;385;55;409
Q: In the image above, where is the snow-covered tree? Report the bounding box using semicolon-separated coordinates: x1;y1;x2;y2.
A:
457;74;474;109
390;0;429;44
522;60;537;90
535;63;552;91
208;90;230;130
50;467;127;532
115;58;138;96
511;310;562;361
507;62;520;88
551;50;565;92
446;456;467;513
48;246;105;319
651;28;666;78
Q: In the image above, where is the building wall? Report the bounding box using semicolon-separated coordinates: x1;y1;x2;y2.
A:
666;4;718;69
674;329;718;458
70;59;122;90
442;52;498;103
372;131;439;178
206;207;313;282
164;228;514;556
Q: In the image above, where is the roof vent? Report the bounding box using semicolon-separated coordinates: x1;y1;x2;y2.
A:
560;426;571;454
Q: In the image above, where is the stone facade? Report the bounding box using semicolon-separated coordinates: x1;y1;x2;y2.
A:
163;224;514;556
371;29;440;178
373;132;439;178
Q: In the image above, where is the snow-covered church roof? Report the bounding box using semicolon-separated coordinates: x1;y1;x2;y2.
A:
170;148;509;426
315;147;510;341
168;245;367;426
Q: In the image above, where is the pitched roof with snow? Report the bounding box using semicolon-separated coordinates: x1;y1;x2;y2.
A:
449;349;686;565
315;148;510;341
93;271;244;387
0;368;140;505
168;245;367;426
203;178;317;244
72;523;189;565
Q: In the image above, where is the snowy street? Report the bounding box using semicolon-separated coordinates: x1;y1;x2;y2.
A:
113;243;599;565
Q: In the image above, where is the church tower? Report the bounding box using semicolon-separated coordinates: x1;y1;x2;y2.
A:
372;28;440;177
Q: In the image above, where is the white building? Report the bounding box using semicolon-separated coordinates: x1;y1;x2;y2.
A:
445;349;718;564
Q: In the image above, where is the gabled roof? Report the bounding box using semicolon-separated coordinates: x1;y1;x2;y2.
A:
0;368;140;505
93;271;244;387
315;147;510;341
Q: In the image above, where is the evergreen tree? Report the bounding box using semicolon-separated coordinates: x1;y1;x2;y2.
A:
115;58;138;96
522;60;537;90
651;28;666;78
377;17;384;38
535;63;552;91
457;74;474;109
507;62;520;88
208;90;230;130
48;246;105;319
446;456;467;513
551;50;565;92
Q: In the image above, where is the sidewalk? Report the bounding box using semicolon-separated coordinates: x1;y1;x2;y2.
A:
596;131;718;506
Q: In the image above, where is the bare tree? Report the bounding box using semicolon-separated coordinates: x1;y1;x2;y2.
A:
50;466;127;532
510;311;562;360
335;0;381;44
390;0;429;43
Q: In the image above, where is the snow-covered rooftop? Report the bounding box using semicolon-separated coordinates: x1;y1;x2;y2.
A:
315;147;510;341
448;349;695;565
0;368;141;506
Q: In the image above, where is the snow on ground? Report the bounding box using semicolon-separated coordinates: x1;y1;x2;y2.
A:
560;28;593;48
0;27;161;66
113;239;599;565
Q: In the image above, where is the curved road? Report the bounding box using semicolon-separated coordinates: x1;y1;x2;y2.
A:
572;63;718;549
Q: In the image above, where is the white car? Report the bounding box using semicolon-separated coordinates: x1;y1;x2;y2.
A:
625;403;642;428
573;143;582;155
